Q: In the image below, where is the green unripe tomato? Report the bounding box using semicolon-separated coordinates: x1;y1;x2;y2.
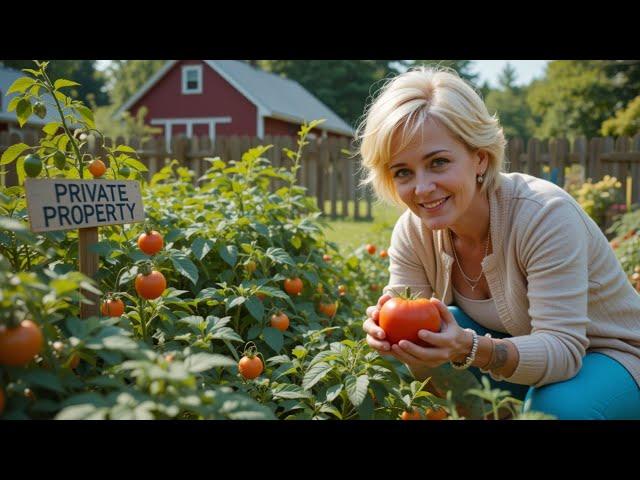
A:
24;154;43;178
118;165;131;178
33;102;47;119
53;151;66;170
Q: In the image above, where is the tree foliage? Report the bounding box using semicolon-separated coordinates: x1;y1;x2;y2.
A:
103;60;166;109
0;60;109;106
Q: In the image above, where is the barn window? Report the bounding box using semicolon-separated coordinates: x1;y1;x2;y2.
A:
182;65;203;94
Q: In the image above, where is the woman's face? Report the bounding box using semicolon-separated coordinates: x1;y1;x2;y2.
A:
389;117;488;231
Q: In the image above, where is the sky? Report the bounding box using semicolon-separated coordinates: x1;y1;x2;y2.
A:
96;60;551;88
472;60;549;87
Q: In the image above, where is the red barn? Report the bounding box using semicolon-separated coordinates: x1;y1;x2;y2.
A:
116;60;354;150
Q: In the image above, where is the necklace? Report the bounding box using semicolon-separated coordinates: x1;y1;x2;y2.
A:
448;227;491;292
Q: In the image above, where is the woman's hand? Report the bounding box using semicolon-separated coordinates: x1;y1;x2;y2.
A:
389;298;474;369
363;294;393;355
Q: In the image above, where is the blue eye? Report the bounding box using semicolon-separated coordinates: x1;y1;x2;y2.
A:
432;158;449;167
393;168;411;178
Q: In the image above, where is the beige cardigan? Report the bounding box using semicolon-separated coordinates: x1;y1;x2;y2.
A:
383;172;640;388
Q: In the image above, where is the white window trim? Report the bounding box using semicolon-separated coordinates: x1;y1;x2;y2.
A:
150;117;232;152
182;65;203;95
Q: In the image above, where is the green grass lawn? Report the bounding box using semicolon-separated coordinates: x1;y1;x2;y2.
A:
318;200;406;256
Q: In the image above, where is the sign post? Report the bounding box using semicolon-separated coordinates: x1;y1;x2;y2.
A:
24;178;145;318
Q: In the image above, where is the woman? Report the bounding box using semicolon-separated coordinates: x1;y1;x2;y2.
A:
359;67;640;420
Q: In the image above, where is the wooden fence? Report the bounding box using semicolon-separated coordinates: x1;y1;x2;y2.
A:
2;132;640;219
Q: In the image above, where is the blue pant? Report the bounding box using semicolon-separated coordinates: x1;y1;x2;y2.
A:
449;305;640;420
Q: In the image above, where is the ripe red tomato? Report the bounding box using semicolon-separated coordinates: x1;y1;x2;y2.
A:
101;298;125;317
401;409;423;420
284;277;303;296
318;301;338;318
380;249;388;258
135;270;167;300
425;407;448;420
137;230;164;255
239;355;263;379
366;244;376;255
271;312;290;332
88;158;106;177
0;320;44;366
378;295;441;346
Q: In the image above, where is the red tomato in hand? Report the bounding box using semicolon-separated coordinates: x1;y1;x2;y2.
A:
378;296;441;346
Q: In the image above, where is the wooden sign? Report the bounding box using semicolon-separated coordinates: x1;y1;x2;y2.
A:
24;179;145;232
24;178;145;319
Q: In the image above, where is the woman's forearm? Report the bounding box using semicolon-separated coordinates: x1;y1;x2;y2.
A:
470;336;519;378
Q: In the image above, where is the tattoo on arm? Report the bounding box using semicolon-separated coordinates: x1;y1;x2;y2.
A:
488;342;508;371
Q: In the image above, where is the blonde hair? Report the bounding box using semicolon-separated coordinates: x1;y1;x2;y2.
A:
356;66;506;206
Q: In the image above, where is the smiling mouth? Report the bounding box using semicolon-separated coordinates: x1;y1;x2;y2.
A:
419;196;451;211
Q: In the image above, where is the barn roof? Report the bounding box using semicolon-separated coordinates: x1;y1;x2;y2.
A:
117;60;355;137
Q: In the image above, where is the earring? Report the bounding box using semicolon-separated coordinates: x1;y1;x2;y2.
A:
477;173;484;184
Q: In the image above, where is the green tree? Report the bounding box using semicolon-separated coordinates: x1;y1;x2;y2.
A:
485;62;535;141
526;60;637;139
0;60;109;106
601;95;640;136
104;60;166;109
252;60;406;128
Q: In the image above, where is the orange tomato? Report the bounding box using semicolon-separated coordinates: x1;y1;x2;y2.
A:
366;244;376;255
135;270;167;300
401;409;423;420
425;406;448;420
380;249;388;258
318;301;338;318
239;355;263;379
284;277;303;296
88;158;106;178
101;298;125;317
271;312;290;332
0;320;44;366
137;230;164;255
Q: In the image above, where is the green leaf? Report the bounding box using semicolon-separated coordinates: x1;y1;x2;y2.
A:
54;79;81;90
292;346;307;359
345;374;369;408
262;327;283;353
16;98;32;127
191;237;214;260
290;235;302;249
74;105;95;129
247;325;261;340
7;77;36;95
122;156;148;172
218;245;238;267
50;279;79;296
184;352;235;372
325;384;343;403
1;143;30;165
244;296;264;321
0;216;27;231
265;247;294;266
114;145;137;153
272;384;313;400
7;96;20;112
42;122;62;136
170;253;199;286
227;296;245;310
302;362;332;390
20;370;65;393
